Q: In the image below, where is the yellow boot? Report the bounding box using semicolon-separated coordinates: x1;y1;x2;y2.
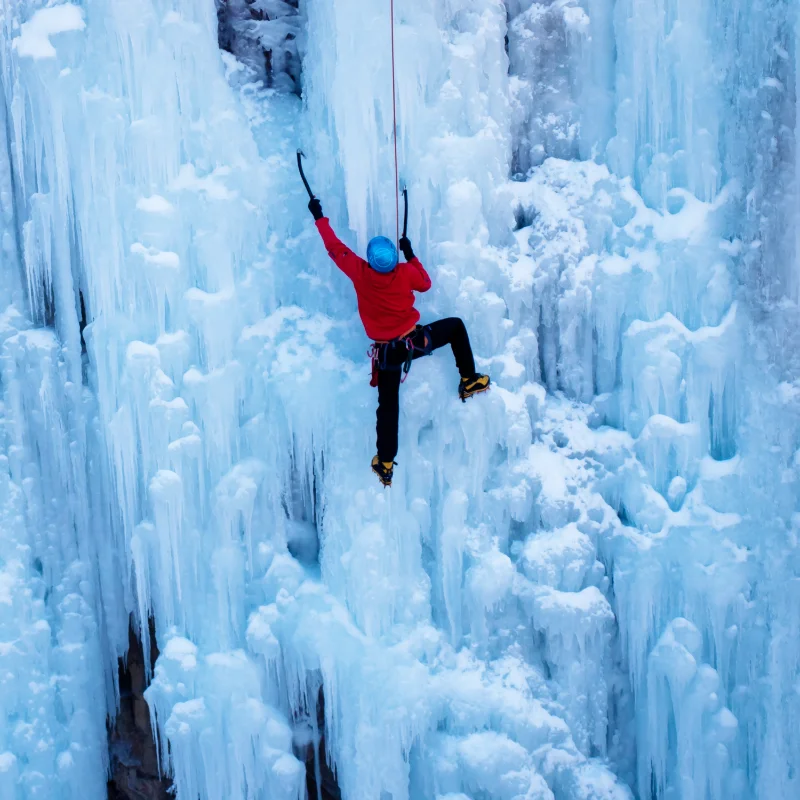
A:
459;373;491;402
371;456;395;487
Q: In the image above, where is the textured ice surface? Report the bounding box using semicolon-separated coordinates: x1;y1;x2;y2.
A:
1;0;799;799
12;4;85;59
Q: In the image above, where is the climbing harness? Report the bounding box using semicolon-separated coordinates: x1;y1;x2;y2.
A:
368;324;433;387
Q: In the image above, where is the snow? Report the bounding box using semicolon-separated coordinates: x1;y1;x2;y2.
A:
0;0;798;799
170;164;238;201
131;242;181;269
137;195;175;214
12;4;85;60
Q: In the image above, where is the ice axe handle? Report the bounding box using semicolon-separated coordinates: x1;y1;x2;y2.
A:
297;150;315;199
402;187;408;239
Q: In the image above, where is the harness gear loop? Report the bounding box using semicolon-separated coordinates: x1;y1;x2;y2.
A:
369;325;432;386
369;343;380;387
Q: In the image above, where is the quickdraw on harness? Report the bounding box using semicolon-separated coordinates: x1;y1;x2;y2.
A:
368;325;433;387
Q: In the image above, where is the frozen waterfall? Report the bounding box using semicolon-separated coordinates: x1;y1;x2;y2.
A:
1;1;799;799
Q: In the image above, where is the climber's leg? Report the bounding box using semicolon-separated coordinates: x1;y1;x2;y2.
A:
424;318;490;400
423;317;476;377
376;365;402;464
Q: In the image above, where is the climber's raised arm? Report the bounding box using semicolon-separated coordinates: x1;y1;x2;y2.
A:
308;198;364;281
399;235;431;293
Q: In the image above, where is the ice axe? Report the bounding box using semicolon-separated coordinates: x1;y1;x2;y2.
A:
299;149;409;238
296;150;316;199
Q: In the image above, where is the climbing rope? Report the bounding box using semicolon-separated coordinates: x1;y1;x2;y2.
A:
390;0;400;244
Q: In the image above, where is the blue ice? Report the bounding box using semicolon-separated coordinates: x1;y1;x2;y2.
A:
0;1;798;799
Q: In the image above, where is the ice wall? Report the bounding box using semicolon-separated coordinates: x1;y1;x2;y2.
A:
0;9;127;796
1;1;799;800
0;0;301;796
507;2;800;799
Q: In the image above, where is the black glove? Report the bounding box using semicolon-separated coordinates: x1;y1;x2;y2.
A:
399;235;414;261
308;198;323;220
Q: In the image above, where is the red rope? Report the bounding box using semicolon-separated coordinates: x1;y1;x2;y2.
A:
390;0;399;244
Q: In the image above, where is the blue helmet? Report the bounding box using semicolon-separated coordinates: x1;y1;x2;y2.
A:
366;236;398;273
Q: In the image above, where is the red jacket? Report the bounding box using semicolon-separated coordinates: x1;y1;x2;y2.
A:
316;218;431;341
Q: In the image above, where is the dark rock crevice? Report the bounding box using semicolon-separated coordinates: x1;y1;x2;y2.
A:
107;624;172;800
216;0;302;94
298;685;341;800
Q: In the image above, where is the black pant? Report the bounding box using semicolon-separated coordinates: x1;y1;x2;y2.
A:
376;317;476;462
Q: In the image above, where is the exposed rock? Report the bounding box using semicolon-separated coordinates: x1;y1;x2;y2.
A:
107;624;172;800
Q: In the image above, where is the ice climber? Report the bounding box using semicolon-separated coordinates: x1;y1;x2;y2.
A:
308;197;491;487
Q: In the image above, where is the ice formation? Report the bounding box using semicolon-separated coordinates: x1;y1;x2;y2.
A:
1;1;799;799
